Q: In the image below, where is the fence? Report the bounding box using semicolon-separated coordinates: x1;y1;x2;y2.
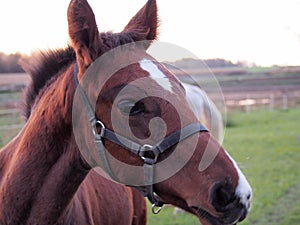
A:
224;90;300;112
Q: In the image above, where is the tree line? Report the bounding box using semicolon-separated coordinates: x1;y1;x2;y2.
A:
0;51;244;74
164;58;244;70
0;52;26;73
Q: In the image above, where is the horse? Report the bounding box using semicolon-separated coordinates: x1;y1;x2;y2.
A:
175;83;225;214
184;83;224;143
0;0;252;225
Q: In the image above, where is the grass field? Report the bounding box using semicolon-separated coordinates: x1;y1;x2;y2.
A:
0;95;299;224
147;108;300;225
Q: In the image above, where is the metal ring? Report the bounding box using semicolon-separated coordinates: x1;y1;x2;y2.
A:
152;203;163;214
92;120;105;136
139;144;153;159
141;144;153;152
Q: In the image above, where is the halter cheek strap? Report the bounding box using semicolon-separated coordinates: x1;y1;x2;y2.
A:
73;63;209;213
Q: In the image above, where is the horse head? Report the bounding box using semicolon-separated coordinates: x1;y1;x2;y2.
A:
68;0;252;224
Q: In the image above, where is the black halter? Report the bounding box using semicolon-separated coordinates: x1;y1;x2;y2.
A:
73;63;208;213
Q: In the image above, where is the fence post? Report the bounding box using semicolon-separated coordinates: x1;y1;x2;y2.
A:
269;94;274;111
246;95;251;113
283;94;288;110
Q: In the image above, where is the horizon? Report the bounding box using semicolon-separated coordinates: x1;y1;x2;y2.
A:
0;0;300;67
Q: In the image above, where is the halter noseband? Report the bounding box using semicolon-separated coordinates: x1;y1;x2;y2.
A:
73;63;208;213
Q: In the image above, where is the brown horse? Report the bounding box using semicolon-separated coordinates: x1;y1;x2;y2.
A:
0;0;252;225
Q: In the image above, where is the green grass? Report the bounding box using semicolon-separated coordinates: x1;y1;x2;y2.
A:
1;105;300;225
0;91;22;110
147;205;199;225
0;91;24;146
0;112;24;147
223;109;300;225
147;108;300;225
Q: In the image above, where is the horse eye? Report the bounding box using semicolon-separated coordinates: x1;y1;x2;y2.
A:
130;102;146;116
117;100;146;116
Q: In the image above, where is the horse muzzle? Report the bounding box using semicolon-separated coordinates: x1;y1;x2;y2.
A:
192;203;249;225
191;182;251;225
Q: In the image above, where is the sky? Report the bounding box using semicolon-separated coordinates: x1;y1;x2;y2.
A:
0;0;300;66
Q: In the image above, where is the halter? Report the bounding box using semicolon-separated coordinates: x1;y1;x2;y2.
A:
73;63;208;214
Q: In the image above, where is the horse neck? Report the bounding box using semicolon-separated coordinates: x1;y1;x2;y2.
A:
0;65;90;224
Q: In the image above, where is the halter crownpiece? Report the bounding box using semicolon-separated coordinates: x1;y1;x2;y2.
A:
73;63;209;213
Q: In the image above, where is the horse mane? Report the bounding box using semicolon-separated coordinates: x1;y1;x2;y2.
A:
21;46;76;120
21;32;141;121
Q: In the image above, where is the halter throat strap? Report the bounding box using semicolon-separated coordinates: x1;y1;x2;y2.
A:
73;63;209;213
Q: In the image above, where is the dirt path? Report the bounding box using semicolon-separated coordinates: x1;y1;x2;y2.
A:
0;73;30;85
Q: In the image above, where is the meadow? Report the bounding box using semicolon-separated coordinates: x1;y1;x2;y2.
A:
147;108;300;225
0;90;299;225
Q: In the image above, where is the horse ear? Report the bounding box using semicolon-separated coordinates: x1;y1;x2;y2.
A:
68;0;101;78
123;0;159;42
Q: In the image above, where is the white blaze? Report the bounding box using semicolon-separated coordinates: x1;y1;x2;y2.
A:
226;151;252;209
139;59;173;93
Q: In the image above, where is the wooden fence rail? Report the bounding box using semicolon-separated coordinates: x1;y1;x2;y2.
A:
224;91;300;112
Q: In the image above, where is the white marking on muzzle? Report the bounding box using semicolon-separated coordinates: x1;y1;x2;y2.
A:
225;151;252;209
139;59;173;93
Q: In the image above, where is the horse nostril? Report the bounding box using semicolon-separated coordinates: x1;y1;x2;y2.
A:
246;192;251;200
210;183;235;211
